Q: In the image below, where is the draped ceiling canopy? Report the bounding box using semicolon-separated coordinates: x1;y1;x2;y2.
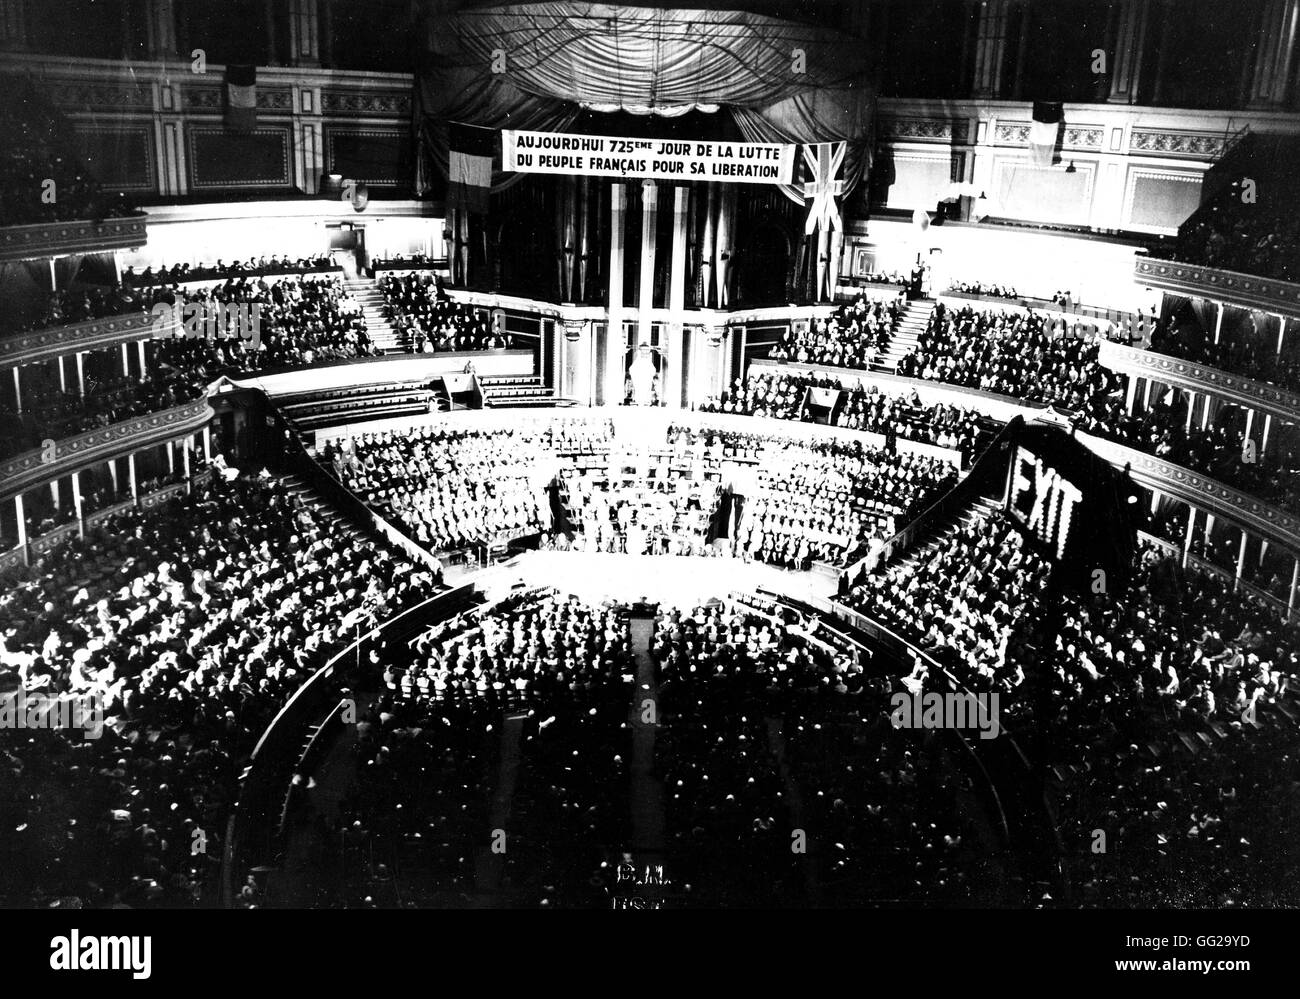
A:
415;1;875;201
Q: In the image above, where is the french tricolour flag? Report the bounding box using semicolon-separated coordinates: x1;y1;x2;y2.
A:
225;64;257;132
1029;101;1062;168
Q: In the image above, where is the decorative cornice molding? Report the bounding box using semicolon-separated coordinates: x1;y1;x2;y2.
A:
1129;128;1228;158
0;311;168;371
320;89;411;116
993;122;1104;149
0;399;213;500
1097;340;1300;423
44;78;154;110
0;216;147;263
878;116;969;143
184;85;294;112
1135;257;1300;318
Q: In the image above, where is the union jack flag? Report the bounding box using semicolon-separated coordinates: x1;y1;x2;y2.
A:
801;142;845;235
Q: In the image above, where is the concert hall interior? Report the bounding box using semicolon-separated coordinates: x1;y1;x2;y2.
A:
1;0;1299;915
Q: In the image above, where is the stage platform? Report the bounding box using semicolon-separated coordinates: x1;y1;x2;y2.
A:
453;550;838;610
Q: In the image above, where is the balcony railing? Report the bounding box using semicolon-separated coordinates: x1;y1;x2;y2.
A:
1135;256;1300;318
1097;340;1300;423
1075;427;1300;552
0;310;172;370
0;398;213;500
0;215;147;263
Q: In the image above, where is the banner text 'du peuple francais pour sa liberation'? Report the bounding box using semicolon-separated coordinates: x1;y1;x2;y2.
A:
501;130;796;185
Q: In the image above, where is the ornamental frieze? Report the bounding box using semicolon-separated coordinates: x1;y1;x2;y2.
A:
184;86;292;111
44;80;154;110
1129;129;1227;158
320;90;412;115
993;123;1102;148
878;117;968;143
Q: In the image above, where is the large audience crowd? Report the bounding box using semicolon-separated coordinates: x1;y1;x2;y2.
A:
1;276;377;459
652;594;985;904
834;494;1300;905
327;420;959;572
0;114;135;228
329;426;559;553
1167;202;1300;283
733;435;957;570
326;588;990;906
766;294;901;369
168;275;376;370
841;510;1052;716
380;273;513;352
896;303;1118;409
1149;313;1300;394
1045;541;1300;904
0;368;207;461
0;473;438;907
701;371;987;462
338;589;634;906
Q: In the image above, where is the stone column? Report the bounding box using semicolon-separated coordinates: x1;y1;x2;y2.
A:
14;495;26;552
664;186;689;409
638;179;658;348
72;471;83;537
288;0;321;68
607;183;627;405
1290;557;1299;618
144;0;179;59
1244;0;1300;109
1107;0;1151;103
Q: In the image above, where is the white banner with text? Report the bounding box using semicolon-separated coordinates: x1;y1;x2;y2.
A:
502;129;796;184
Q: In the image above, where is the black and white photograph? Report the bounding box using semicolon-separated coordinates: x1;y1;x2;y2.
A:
0;0;1295;981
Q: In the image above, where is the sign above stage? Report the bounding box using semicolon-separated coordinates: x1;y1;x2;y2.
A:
502;129;796;185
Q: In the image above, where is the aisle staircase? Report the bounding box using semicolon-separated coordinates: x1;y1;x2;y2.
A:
342;274;406;354
887;495;1001;575
873;297;933;373
277;473;374;549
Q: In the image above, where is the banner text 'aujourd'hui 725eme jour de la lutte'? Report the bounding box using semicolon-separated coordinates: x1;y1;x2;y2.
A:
502;129;797;185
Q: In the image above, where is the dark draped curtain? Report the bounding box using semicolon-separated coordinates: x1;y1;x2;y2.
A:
414;2;874;204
